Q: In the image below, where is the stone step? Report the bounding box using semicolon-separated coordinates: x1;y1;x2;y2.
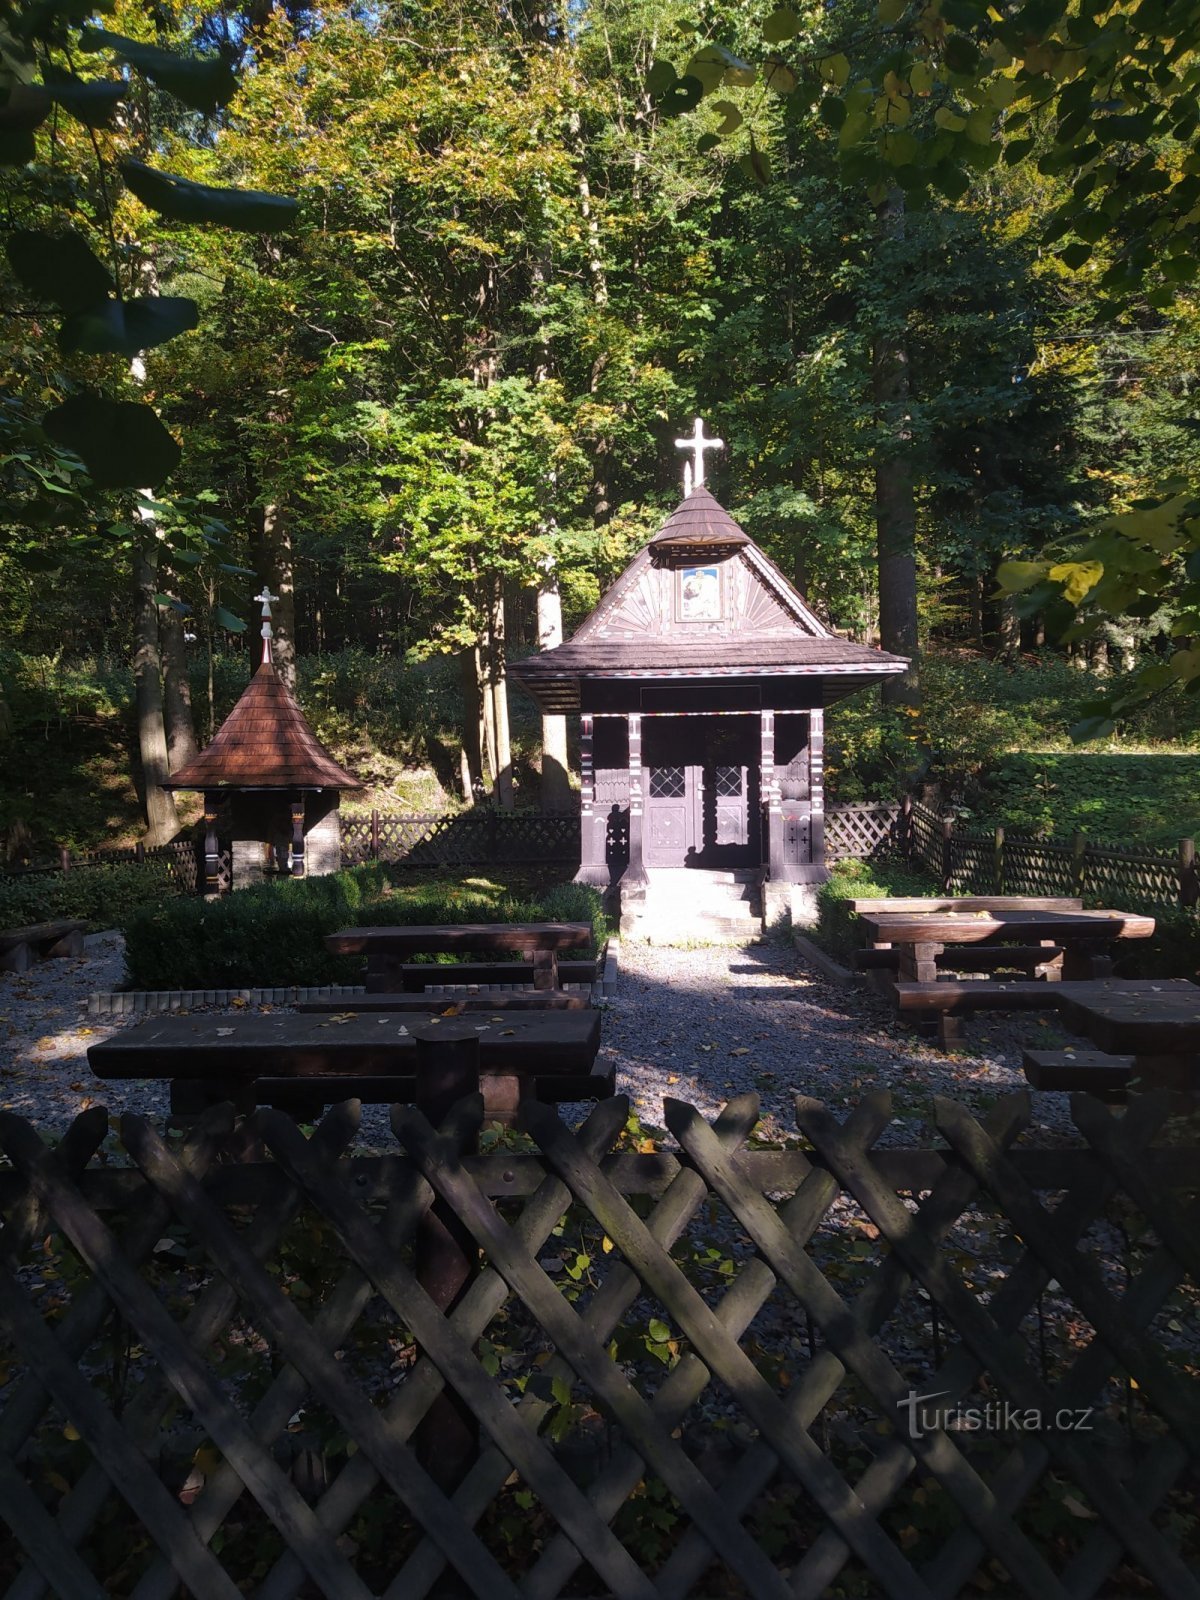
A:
643;885;761;907
646;868;761;885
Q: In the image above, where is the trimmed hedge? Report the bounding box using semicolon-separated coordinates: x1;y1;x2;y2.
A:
0;860;178;933
119;868;605;990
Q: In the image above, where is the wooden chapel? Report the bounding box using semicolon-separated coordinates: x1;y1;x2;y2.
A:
511;421;909;928
163;588;361;893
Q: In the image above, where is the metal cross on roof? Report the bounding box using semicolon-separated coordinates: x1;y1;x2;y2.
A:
254;586;279;665
674;416;723;494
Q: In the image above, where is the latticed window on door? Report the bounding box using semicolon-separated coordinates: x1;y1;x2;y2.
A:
714;764;743;798
649;765;685;799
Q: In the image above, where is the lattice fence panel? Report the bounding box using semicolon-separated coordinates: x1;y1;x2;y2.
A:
2;1091;1198;1599
825;801;903;862
909;800;943;875
340;812;579;869
947;835;992;894
991;836;1077;898
1084;844;1182;909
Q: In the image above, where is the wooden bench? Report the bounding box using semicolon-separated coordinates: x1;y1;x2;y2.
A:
1022;1048;1136;1101
297;992;590;1013
88;1008;608;1118
852;945;1065;975
895;979;1064;1047
0;918;86;974
389;958;597;992
847;896;1083;915
326;923;595;994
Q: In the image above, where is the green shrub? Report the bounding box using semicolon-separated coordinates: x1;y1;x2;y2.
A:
814;857;940;961
0;860;179;932
119;867;605;990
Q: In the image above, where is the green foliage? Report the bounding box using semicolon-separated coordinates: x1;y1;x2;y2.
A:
119;869;604;990
0;859;178;931
964;751;1200;848
814;856;939;961
1;1;295;493
120;867;385;991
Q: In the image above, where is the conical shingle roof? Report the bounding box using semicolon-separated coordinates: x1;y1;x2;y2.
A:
649;485;749;549
163;662;361;791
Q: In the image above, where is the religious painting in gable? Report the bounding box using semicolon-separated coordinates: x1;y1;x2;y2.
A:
678;564;720;621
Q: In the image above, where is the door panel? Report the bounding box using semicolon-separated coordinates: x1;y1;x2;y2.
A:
643;717;760;869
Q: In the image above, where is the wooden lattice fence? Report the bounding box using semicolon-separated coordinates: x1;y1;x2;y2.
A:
340;811;580;870
904;801;1200;914
2;1088;1198;1598
824;800;905;863
0;837;200;896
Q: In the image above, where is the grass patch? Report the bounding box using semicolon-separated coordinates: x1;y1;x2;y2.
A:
813;856;941;963
961;751;1200;848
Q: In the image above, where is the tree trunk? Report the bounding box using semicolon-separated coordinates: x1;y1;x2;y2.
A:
489;585;514;810
459;648;485;802
872;188;921;711
537;562;572;811
133;543;180;844
160;596;198;770
997;595;1020;663
252;502;297;690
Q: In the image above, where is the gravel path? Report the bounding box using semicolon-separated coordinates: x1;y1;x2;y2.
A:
590;939;1086;1145
0;933;1089;1148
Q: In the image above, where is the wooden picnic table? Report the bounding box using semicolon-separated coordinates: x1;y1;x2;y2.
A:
325;921;593;993
88;1007;608;1118
855;907;1155;985
1021;978;1200;1098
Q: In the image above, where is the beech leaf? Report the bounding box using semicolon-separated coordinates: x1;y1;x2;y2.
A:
121;159;299;233
58;296;200;356
44;393;181;489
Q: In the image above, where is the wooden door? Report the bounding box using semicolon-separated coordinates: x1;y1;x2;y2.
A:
644;718;700;866
703;717;758;866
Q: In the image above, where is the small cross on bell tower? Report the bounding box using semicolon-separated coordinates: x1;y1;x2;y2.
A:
254;586;279;667
675;416;723;495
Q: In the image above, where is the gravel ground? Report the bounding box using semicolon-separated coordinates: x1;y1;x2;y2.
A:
0;932;1090;1148
586;939;1088;1145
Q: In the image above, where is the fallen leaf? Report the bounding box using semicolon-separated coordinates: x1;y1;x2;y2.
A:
730;1047;749;1056
1062;1493;1097;1519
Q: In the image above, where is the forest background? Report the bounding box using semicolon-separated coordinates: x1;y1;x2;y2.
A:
3;0;1200;856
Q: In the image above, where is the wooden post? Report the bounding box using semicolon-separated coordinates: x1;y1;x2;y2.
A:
940;814;954;893
575;711;605;882
135;840;145;865
59;847;71;873
412;1023;481;1494
371;807;380;861
900;793;913;859
1071;831;1087;899
761;710;784;880
204;792;221;896
290;795;306;878
624;711;647;885
1179;837;1198;908
993;825;1005;896
808;708;825;869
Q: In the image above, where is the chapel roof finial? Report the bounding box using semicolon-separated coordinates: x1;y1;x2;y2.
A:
254;585;279;667
675;416;723;495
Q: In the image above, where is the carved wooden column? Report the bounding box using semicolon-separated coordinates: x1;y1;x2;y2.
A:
290;793;306;878
203;791;221;896
574;712;605;884
809;708;826;869
760;709;784;881
624;712;647;885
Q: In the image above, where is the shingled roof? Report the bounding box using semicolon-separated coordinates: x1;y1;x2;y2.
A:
163;661;361;792
512;487;908;713
648;486;750;549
